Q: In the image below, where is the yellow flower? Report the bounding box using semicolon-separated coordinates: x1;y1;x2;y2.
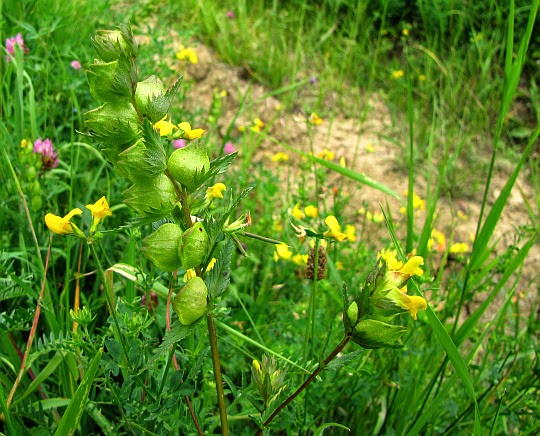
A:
428;229;446;252
253;359;261;372
154;115;178;137
273;243;293;261
449;242;469;254
401;294;427;320
402;28;409;36
207;183;226;199
304;205;318;218
207;257;217;270
372;212;384;223
178;122;205;140
457;210;468;221
323;216;347;242
419;74;426;81
340;156;346;167
290;203;305;220
45;208;83;235
400;256;424;276
378;249;402;270
308;113;323;125
292;253;308;265
176;47;198;64
392;69;404;79
336;261;344;270
86;196;112;223
253;118;264;128
20;139;28;148
317;148;334;161
238;125;246;132
345;225;356;242
183;268;197;282
273;220;283;232
271;152;289;162
365;143;376;153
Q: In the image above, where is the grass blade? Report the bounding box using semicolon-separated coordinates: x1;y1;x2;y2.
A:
54;348;103;436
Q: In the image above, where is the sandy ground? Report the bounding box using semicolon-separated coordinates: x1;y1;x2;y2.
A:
134;30;539;318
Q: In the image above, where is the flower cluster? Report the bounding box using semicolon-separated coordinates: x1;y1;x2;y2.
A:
345;251;428;349
33;137;59;170
176;47;198;64
5;33;29;62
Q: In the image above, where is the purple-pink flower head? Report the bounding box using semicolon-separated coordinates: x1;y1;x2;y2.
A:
224;142;236;154
5;33;29;61
309;76;318;85
173;139;187;149
70;60;82;70
33;138;59;170
227;11;235;18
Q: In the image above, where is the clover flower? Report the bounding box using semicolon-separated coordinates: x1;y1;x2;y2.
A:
173;139;187;149
5;33;28;62
45;208;83;236
33;137;59;170
70;60;82;70
223;142;236;154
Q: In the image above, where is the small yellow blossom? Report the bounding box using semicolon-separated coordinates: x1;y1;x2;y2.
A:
273;243;293;261
392;69;405;79
365;143;376;153
449;242;469;254
219;90;227;97
207;183;226;199
340;156;346;167
253;359;261;372
207;258;217;270
457;210;468;221
336;261;344;270
273;220;283;232
372;212;384;223
45;208;83;236
178;121;205;140
345;225;356;242
378;249;402;270
323;216;347;242
292;253;308;265
428;229;446;252
419;74;426;81
271;152;289;163
304;205;318;218
183;268;197;282
86;196;112;227
290;203;305;220
308;113;323;125
400;256;424;277
402;28;409;36
20;139;28;148
254;118;264;128
402;294;427;320
154;115;178;137
238;125;246;132
317;148;334;161
176;47;198;64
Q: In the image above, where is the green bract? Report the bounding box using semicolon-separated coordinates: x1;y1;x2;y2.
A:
172;277;208;325
167;141;210;192
92;27;138;62
178;222;209;270
84;102;140;149
122;173;177;215
141;223;183;272
351;319;406;349
86;59;134;102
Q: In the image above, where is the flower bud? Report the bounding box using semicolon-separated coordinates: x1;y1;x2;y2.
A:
135;75;169;123
178;222;209;270
351;318;406;349
141;223;183;272
172;277;208;325
92;27;137;62
167;141;210;192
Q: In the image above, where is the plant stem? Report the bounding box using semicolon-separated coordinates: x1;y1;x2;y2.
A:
256;334;351;435
207;312;229;435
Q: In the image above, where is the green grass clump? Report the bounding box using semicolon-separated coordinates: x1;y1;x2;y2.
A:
0;1;539;435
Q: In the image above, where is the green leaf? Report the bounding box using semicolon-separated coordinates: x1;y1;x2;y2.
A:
205;237;234;298
325;349;363;371
54;348;103;436
313;422;350;435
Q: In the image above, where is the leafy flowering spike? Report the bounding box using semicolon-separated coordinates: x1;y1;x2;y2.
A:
45;208;84;237
167;140;210;192
141;223;183;272
172;277;208;325
178;222;209;270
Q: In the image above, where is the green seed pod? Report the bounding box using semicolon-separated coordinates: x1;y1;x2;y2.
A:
167;141;210;192
178;222;209;270
141;223;183;272
172;277;208;325
351;318;406;349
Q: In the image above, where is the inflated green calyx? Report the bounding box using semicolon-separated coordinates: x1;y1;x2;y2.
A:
141;223;183;272
172;277;208;325
178;222;209;270
167;141;210;192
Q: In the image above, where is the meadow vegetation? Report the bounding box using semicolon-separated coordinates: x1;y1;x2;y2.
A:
1;0;539;434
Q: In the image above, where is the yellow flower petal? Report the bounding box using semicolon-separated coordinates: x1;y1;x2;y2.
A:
207;183;226;199
324;215;347;242
274;243;293;261
304;205;318;218
290;203;305;220
403;295;427;320
45;208;82;235
400;256;424;277
154;115;178;137
86;196;112;220
178;121;204;140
